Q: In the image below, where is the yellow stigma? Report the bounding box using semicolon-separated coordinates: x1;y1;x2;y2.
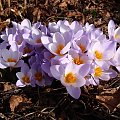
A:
79;44;86;53
35;38;41;43
64;72;77;83
94;67;102;77
114;34;119;39
34;72;42;81
95;50;103;60
17;40;22;45
7;58;17;62
55;44;64;56
24;47;32;54
22;75;30;83
73;57;84;65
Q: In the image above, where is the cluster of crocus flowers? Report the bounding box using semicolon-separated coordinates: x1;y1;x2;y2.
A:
0;19;120;99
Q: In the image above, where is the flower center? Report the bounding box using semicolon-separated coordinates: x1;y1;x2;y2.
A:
35;38;41;43
22;75;30;83
34;72;42;81
73;57;84;65
55;44;64;56
94;67;102;77
24;47;32;54
79;44;86;53
95;50;103;60
114;34;119;39
16;40;22;45
64;72;77;83
7;58;17;62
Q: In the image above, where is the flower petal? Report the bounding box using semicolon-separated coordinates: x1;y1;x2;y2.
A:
16;80;26;87
66;86;81;99
50;65;61;80
21;19;31;28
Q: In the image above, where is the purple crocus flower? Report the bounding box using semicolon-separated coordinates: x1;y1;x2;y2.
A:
0;42;23;68
41;31;72;56
50;62;90;99
16;63;31;87
30;62;45;87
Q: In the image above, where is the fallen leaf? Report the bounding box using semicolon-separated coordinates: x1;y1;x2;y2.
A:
9;95;23;112
59;2;67;9
96;87;120;112
4;82;16;91
0;19;10;31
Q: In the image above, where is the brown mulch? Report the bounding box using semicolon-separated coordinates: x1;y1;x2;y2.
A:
0;0;120;120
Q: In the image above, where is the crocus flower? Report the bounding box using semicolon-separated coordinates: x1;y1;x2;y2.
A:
0;42;23;68
50;62;90;99
89;64;117;85
88;41;116;70
111;47;120;72
72;35;89;53
23;27;43;46
41;32;72;56
30;62;45;87
16;63;31;87
68;49;90;65
108;20;120;42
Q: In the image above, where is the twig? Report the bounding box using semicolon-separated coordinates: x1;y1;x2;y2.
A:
0;0;3;11
24;0;27;9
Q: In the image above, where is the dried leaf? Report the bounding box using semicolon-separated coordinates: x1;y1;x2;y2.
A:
59;2;67;9
4;82;12;91
96;87;120;112
0;19;10;31
9;95;23;112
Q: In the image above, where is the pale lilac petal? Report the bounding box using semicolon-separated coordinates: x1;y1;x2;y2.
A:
114;47;120;63
68;49;79;60
16;72;24;80
95;61;110;70
10;42;18;52
48;43;58;55
8;34;13;42
108;20;115;37
65;62;79;75
60;24;70;33
86;77;99;86
21;19;31;28
116;66;120;72
0;61;7;68
79;64;90;77
108;69;117;78
21;63;30;73
114;27;120;42
66;86;81;99
60;42;71;55
63;31;73;44
73;30;84;41
41;36;52;48
16;80;26;87
53;32;65;43
15;60;24;68
0;35;8;41
32;28;41;37
74;75;86;87
92;41;103;52
70;21;81;33
50;65;61;80
48;22;59;33
23;33;30;39
100;72;110;81
2;49;11;61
